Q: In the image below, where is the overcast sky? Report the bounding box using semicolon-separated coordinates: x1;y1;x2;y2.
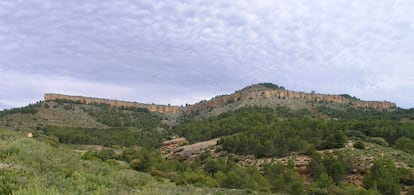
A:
0;0;413;109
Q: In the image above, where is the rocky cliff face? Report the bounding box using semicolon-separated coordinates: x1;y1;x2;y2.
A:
44;93;182;113
183;89;396;113
44;87;396;114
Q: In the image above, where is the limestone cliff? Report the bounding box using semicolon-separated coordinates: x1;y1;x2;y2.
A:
44;86;396;114
44;93;182;113
183;88;396;113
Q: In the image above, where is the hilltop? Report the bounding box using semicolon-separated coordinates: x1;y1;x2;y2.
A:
181;83;397;119
43;83;396;118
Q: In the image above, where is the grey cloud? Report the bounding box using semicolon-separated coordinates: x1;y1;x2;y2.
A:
0;0;413;109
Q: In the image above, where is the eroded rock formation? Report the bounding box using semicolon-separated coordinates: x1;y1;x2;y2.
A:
183;89;396;113
44;88;396;114
44;93;182;113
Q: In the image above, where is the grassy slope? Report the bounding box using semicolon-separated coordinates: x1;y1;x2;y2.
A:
0;128;250;195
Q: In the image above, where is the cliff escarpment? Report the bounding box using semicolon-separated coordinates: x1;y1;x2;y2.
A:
184;88;396;114
44;93;182;113
44;85;396;114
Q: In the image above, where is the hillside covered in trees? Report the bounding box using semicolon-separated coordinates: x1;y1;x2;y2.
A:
1;84;414;194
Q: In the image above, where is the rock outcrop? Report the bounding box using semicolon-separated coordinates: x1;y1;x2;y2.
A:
44;93;182;113
160;137;188;158
44;86;396;114
183;89;396;113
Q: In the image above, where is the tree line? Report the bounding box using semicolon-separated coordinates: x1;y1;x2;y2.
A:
42;126;167;148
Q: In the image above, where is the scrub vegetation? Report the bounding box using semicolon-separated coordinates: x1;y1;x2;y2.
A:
1;86;414;194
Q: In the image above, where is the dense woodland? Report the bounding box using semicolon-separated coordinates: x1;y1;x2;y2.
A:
84;104;162;129
317;105;414;120
175;106;414;157
175;106;312;143
171;106;414;194
42;126;167;148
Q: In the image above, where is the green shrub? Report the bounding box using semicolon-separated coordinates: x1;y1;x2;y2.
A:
399;167;414;185
363;159;400;195
263;163;305;194
0;145;20;158
81;151;100;161
307;152;346;184
0;103;40;117
395;137;414;153
47;135;59;147
347;130;367;140
0;170;15;194
129;159;141;170
353;141;365;149
181;170;218;187
368;137;389;146
94;149;116;161
215;167;270;192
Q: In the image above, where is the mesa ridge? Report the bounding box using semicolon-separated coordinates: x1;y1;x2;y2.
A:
44;93;182;113
44;86;396;114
